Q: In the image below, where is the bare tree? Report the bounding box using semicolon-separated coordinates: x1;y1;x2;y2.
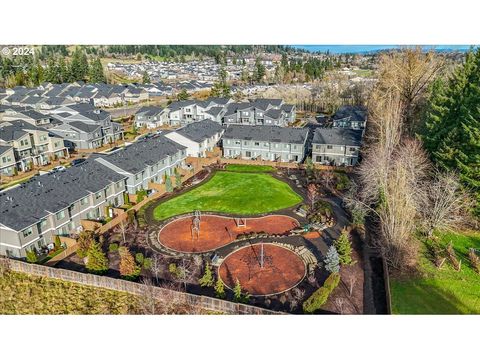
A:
344;274;357;297
138;277;159;315
150;253;164;283
307;183;318;211
334;297;347;315
419;171;473;238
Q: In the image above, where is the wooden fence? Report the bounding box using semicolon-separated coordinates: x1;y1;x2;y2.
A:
1;258;280;315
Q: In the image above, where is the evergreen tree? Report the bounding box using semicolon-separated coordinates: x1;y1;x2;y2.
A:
324;245;340;273
334;228;353;265
177;89;189;101
54;235;61;250
422;48;480;217
253;57;266;83
174;168;182;188
142;71;151;84
70;47;89;81
214;278;225;299
199;262;214;287
233;279;243;302
165;175;173;193
86;240;109;274
89;57;106;83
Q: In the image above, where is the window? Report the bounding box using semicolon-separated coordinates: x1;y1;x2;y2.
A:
349;147;357;152
315;155;322;162
95;192;102;199
244;141;248;145
80;197;88;205
40;135;48;142
254;142;260;146
54;142;61;148
22;227;33;238
293;145;297;150
2;156;12;163
327;145;333;149
235;141;241;145
56;210;65;221
40;219;48;229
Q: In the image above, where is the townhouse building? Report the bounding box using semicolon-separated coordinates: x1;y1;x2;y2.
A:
312;128;363;166
0;120;68;171
223;99;295;126
0;145;16;176
0;160;127;258
93;134;187;194
332;105;367;130
164;119;224;157
134;106;168;129
222;125;309;163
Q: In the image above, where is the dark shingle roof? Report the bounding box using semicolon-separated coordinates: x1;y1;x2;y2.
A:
175;120;223;143
0;161;126;231
223;125;309;144
94;134;186;174
313;128;363;147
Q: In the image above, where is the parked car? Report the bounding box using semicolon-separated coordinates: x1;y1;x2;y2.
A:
51;166;66;172
71;158;86;166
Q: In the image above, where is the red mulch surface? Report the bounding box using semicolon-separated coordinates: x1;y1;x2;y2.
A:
219;244;306;296
158;215;298;253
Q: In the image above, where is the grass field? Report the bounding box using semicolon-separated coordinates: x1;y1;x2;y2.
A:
0;270;138;314
390;231;480;314
224;164;276;173
153;171;302;220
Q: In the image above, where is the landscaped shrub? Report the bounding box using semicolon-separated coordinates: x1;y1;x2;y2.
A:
108;243;119;252
334;228;353;265
54;235;61;250
334;172;350;191
302;272;340;314
26;250;37;263
446;242;461;271
324;245;340;273
215;278;226;299
135;252;144;265
143;257;152;270
136;189;147;203
199;262;214;287
119;246;140;280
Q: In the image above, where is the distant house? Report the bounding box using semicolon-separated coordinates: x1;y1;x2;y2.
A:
134;106;168;129
165;119;224;157
312;128;363;166
332;105;367;130
223;99;295;126
222;125;309;163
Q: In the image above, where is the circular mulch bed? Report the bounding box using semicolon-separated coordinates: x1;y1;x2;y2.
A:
218;243;306;296
158;214;298;253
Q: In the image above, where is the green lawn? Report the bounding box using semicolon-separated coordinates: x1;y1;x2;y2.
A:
153;171;302;220
390;231;480;314
224;164;276;173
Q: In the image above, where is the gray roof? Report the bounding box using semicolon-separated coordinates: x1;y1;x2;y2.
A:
175;119;224;143
223;125;309;144
0;124;28;142
0;160;126;231
94;134;186;174
333;105;367;122
136;106;164;117
0;145;13;156
167;100;196;111
313;128;363;147
68;121;102;133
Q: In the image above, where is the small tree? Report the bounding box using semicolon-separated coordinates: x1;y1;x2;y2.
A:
468;249;480;273
324;245;340;273
307;183;318;212
305;156;314;179
135;252;145;265
26;250;37;263
174;168;182;188
177;89;189;101
165;176;173;193
86;240;109;274
119;246;140;279
77;230;94;258
54;235;62;250
233;279;243;302
214;278;226;299
199;262;214;287
334;228;353;265
142;71;150;84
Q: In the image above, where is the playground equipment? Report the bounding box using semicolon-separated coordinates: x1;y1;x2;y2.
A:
191;210;201;241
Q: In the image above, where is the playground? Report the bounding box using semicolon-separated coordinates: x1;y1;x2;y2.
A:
219;243;306;296
158;213;299;253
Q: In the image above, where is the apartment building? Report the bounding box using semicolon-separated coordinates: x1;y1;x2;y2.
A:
0;145;16;176
222;125;309;163
332;105;367;129
312;128;363;166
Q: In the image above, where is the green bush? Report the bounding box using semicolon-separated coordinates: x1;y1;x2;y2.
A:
302;273;340;314
143;257;152;269
135;252;144;265
26;250;38;263
54;235;62;250
109;243;119;252
335;172;350;191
